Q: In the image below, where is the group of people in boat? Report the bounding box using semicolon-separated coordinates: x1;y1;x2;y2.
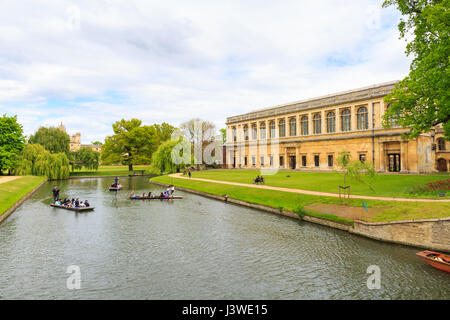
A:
54;198;90;208
129;185;176;199
253;175;265;184
52;185;90;207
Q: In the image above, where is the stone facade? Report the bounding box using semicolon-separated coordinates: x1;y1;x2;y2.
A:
59;122;101;153
225;81;447;173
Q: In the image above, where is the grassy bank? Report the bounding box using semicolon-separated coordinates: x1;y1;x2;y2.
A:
70;165;153;177
0;176;46;217
151;174;450;223
190;169;450;199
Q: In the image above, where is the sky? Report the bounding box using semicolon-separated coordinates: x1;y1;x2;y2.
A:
0;0;411;144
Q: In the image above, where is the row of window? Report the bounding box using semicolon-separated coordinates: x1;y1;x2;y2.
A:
437;138;446;151
232;104;402;141
234;107;370;141
242;154;367;167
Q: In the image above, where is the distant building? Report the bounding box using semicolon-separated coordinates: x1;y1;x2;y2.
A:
225;81;449;173
59;122;102;153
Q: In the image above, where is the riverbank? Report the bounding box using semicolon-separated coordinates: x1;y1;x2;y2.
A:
0;176;47;224
151;174;450;252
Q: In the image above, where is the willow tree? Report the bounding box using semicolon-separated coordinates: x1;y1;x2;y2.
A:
71;147;100;171
14;144;70;180
152;139;190;174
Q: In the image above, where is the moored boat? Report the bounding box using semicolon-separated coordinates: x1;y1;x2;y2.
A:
416;250;450;273
50;204;95;211
128;196;183;200
109;184;122;191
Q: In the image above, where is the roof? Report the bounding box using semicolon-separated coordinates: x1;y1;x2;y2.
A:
226;80;399;125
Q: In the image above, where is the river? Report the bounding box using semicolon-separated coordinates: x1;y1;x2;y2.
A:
0;176;448;299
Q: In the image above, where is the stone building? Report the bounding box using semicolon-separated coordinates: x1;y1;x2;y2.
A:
58;122;102;153
225;81;449;173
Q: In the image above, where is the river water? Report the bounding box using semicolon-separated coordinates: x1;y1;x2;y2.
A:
0;177;448;299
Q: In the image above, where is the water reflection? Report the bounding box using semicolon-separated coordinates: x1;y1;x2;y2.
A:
0;177;449;299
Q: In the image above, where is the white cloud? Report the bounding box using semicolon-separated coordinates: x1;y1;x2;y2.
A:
0;0;410;143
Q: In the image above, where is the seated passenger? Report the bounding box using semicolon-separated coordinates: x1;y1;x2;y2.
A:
84;200;90;207
160;192;164;198
75;198;80;207
147;192;152;198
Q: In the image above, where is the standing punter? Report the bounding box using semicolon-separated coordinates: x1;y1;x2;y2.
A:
52;185;60;202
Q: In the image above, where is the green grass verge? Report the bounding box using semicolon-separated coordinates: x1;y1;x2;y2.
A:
151;175;450;223
190;169;450;199
0;176;47;217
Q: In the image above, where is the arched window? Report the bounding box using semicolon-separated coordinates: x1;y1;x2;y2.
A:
269;120;276;138
438;138;446;151
341;109;351;132
232;127;237;142
326;112;335;133
260;122;266;140
313;114;321;134
278;119;285;138
386;103;400;127
243;125;249;141
301;116;309;136
289;118;297;136
357;106;368;130
251;123;257;140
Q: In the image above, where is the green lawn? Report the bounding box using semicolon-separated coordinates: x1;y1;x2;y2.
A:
151;174;450;223
0;176;46;217
70;165;152;177
189;169;450;199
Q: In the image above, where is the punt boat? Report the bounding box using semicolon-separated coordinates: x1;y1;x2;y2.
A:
109;185;122;191
50;204;95;211
416;250;450;273
128;196;183;200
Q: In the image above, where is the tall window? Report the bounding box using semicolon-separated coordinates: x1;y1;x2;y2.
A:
357;106;368;130
289;118;297;136
243;125;249;141
251;124;257;140
232;127;237;142
301;116;309;136
269;120;276;138
438;138;446;151
313;114;321;134
279;119;286;138
326;112;335;133
260;122;266;139
386;103;400;127
328;155;333;167
341;109;351;132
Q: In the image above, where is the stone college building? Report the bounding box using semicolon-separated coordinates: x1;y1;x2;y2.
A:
225;81;449;173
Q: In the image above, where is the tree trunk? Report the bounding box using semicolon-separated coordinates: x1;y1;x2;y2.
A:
129;163;133;172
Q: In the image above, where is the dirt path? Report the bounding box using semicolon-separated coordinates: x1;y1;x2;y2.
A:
0;176;21;184
168;173;450;203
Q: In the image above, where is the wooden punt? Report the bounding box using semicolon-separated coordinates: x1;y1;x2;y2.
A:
109;185;122;191
50;204;95;211
128;196;183;200
416;250;450;273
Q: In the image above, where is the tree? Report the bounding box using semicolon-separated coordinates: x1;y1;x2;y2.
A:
71;147;100;171
0;115;25;174
337;151;376;189
101;119;175;171
28;126;70;155
14;144;70;180
382;0;450;139
152;139;190;174
180;118;216;166
219;128;227;144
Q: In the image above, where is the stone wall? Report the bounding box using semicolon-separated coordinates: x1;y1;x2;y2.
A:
351;217;450;252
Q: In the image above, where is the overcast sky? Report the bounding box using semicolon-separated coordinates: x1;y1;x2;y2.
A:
0;0;411;144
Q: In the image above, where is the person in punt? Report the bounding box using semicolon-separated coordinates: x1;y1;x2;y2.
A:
84;200;90;207
130;190;137;198
75;198;80;207
147;192;152;199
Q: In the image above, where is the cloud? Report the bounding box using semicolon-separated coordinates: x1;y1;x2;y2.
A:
0;0;410;143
